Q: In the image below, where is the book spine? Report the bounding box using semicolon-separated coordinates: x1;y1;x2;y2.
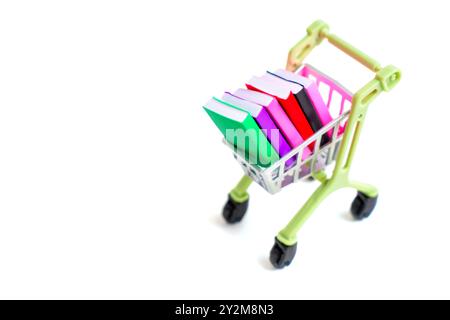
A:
266;99;303;148
293;90;330;146
255;110;294;167
246;84;314;159
279;93;315;148
303;82;333;138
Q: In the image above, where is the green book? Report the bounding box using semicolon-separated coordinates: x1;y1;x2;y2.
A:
203;97;279;167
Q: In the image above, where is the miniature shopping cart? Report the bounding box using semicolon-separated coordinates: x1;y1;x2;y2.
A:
219;20;401;268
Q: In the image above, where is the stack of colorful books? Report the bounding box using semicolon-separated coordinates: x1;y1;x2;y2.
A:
204;69;333;168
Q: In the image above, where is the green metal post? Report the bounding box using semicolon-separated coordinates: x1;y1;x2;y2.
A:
229;175;252;203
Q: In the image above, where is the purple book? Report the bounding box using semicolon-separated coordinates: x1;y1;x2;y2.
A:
222;92;294;167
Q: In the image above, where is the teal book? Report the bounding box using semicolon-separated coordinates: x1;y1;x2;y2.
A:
203;98;279;167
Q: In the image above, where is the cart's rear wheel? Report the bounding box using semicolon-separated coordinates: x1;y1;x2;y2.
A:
222;194;249;224
270;238;297;269
351;192;378;220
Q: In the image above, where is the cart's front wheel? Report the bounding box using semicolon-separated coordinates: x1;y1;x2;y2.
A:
270;238;297;269
222;194;249;224
351;192;378;220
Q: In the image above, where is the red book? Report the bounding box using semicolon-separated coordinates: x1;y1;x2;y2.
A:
246;76;315;147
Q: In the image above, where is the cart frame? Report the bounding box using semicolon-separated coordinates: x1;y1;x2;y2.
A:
222;20;401;268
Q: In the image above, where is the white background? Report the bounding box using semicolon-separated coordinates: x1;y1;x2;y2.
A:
0;0;448;299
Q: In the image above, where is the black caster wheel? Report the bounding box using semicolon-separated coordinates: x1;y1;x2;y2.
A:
222;194;249;224
351;191;378;220
270;238;297;269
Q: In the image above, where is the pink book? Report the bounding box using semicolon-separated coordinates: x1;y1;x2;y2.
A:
232;88;311;160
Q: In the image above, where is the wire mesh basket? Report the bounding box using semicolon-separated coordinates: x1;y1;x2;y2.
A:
225;64;353;194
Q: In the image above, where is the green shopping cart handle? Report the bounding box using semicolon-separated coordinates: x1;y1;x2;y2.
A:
287;20;401;92
326;32;381;72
